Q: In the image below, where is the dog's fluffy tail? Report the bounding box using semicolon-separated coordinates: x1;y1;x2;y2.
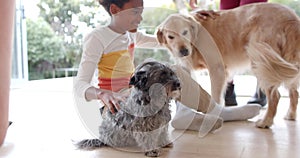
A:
74;139;106;150
247;42;300;89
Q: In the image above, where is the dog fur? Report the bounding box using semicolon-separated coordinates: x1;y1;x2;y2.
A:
75;61;181;157
157;3;300;128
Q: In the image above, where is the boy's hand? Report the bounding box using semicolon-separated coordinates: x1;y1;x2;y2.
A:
194;10;220;21
97;89;128;114
188;0;219;21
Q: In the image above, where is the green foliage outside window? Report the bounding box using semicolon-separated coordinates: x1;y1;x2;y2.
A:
27;18;66;80
26;0;299;79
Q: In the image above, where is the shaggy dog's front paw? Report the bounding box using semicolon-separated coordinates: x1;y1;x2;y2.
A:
163;142;173;148
145;149;161;157
255;118;273;128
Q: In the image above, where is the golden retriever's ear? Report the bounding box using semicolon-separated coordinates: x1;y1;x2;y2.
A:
156;29;166;44
187;16;199;43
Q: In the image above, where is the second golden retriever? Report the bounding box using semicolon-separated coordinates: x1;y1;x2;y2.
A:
157;3;300;128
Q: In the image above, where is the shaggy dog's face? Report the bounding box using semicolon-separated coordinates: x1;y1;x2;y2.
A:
129;61;181;99
157;14;197;58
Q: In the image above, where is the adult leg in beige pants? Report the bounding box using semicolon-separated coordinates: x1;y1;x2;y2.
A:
170;65;261;132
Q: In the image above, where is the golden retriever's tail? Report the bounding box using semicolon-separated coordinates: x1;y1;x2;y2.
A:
247;42;300;89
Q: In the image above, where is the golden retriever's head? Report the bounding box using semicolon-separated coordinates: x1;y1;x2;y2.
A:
157;14;198;58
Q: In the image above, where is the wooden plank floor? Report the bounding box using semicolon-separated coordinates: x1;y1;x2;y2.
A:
1;77;299;158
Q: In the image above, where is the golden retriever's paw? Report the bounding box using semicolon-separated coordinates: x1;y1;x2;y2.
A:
284;111;297;120
255;118;273;128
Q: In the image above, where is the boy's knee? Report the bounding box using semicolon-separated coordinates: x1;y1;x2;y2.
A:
170;64;213;113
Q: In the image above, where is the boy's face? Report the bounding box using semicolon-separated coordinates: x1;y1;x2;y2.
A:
113;0;144;32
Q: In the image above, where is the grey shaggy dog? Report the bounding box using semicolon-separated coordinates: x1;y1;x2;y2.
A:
75;61;181;157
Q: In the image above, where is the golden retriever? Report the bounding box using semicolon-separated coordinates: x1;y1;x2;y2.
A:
157;3;300;128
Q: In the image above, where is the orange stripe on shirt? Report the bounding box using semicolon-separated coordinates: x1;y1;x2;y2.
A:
98;77;131;92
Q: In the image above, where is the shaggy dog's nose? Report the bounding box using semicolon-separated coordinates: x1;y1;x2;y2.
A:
174;81;181;88
172;81;181;90
179;48;189;56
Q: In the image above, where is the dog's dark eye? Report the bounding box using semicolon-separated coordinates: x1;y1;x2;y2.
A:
168;35;174;40
159;71;170;80
182;30;188;35
161;71;167;76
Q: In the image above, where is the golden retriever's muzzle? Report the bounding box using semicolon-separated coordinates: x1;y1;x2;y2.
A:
179;47;189;57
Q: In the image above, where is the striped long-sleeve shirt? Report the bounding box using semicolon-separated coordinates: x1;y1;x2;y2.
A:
74;26;160;100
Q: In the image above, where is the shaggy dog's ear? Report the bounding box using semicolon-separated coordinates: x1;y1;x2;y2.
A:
129;74;138;86
156;29;166;44
129;71;147;89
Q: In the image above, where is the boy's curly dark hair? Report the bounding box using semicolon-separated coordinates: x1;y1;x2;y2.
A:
98;0;131;16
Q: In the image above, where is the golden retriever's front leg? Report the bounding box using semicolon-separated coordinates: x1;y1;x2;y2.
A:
208;66;227;105
284;88;298;120
193;24;227;105
256;88;280;128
